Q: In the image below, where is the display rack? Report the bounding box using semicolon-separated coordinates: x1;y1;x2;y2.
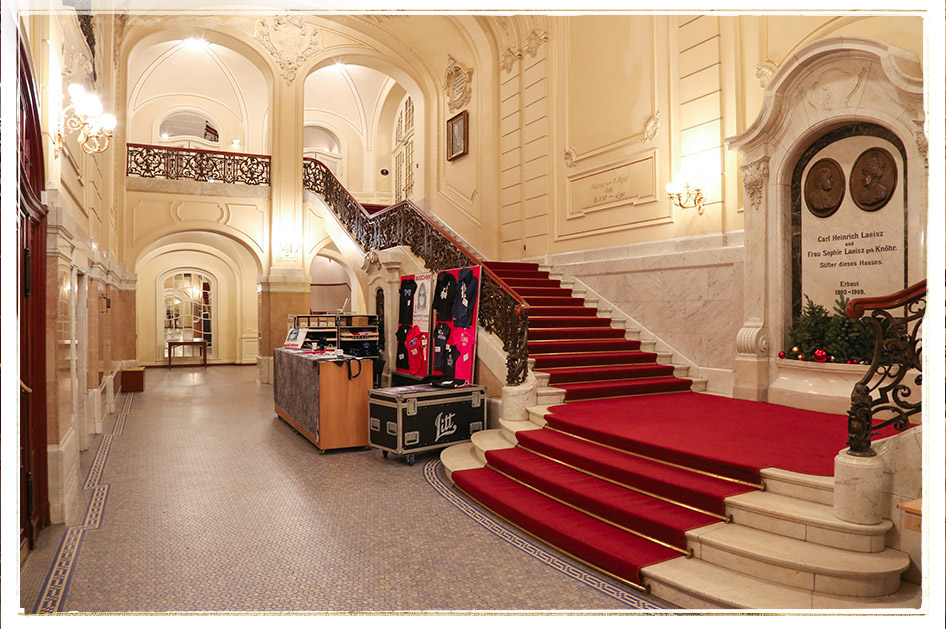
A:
290;313;380;358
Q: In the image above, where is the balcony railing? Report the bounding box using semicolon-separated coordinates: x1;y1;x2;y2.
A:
303;157;530;386
844;278;927;456
126;143;271;186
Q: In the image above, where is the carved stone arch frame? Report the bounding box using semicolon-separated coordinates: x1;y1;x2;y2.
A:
725;36;926;402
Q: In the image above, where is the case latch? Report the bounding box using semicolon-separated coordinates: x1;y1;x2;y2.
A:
406;397;418;416
471;390;482;408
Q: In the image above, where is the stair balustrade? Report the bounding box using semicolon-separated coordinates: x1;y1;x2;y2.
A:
126;143;271;186
303;157;530;386
844;278;928;456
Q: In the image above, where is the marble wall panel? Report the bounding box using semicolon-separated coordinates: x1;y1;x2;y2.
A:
555;237;744;371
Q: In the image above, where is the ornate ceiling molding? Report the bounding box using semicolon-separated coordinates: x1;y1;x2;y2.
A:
254;16;323;85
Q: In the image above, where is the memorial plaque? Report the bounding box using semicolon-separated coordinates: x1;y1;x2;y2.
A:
850;147;897;212
799;136;905;311
804;158;845;218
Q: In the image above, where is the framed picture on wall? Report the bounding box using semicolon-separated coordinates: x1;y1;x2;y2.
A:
447;110;469;161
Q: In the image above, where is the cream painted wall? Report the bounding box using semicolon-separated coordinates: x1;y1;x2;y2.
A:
495;14;925;260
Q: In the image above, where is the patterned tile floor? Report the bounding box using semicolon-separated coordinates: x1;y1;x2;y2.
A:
19;366;674;614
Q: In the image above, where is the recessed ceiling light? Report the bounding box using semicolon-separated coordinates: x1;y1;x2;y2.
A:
183;38;209;50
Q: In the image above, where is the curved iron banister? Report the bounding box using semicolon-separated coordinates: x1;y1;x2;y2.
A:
844;278;927;456
303;157;530;385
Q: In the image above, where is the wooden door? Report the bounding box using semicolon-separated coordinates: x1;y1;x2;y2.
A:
17;36;50;550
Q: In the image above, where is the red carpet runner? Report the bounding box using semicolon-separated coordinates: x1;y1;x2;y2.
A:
483;261;693;401
452;262;902;588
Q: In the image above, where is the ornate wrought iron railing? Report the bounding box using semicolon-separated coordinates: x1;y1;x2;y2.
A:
126;143;271;186
844;278;927;456
303;157;530;385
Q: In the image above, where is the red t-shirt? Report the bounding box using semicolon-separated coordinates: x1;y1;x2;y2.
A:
449;326;475;382
406;326;429;377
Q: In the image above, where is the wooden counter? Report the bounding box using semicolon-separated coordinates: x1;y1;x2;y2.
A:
273;349;373;451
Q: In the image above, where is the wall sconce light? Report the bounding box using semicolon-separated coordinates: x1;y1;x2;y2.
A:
57;84;117;155
666;177;705;215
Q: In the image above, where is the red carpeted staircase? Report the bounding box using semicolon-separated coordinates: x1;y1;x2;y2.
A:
443;262;913;603
484;261;694;401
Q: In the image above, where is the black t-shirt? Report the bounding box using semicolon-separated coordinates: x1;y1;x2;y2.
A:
432;322;452;372
395;324;411;370
452;267;479;328
399;278;417;325
442;345;460;379
432;271;457;322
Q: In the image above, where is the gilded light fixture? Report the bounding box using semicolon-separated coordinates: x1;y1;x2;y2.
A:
57;84;116;155
666;178;705;214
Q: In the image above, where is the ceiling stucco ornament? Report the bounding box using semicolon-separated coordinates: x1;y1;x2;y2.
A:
642;111;660;143
754;62;776;88
499;47;522;74
254;16;323;85
741;157;769;212
444;56;474;112
523;29;549;58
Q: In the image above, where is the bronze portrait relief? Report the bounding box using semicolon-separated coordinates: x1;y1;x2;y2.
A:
804;158;845;218
850;147;897;212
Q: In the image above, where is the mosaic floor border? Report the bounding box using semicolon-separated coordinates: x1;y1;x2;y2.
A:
423;459;669;611
32;393;134;614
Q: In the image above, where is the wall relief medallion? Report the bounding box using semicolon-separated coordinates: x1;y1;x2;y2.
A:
255;16;323;85
804;67;867;111
850;147;897;212
445;56;474;111
804;158;845;218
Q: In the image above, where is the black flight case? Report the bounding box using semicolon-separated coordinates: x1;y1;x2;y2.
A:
368;384;486;465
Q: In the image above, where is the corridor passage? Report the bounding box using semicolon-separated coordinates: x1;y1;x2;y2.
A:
20;366;668;613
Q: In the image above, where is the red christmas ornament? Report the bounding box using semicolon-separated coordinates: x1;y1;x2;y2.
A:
778;351;786;359
814;349;827;363
798;354;806;361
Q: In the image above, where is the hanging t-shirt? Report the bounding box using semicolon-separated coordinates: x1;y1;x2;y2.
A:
452;267;479;328
449;326;476;382
432;271;457;322
432;322;452;373
442;345;460;379
398;278;417;325
406;326;429;377
395;324;411;371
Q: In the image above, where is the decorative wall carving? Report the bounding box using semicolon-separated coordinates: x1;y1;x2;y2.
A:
62;41;94;88
735;320;769;356
642;112;660;143
803;67;868;112
444;56;474;112
113;14;128;69
564;150;576;169
499;48;521;73
913;121;928;168
754;62;775;88
740;157;769;212
254;16;323;85
523;29;549;58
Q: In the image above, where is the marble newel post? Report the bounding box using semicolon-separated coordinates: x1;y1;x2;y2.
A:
833;451;885;524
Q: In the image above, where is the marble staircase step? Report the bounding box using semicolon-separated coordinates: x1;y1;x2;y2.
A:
470;429;517;465
760;468;835;506
686;522;910;597
536;386;567;406
440;443;484;483
724;491;891;553
641;556;921;610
